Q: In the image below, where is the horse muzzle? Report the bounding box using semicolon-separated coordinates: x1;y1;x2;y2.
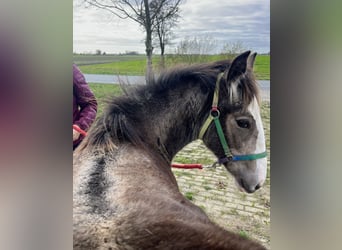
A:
236;177;264;193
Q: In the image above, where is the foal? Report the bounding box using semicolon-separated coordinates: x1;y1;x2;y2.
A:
73;51;267;249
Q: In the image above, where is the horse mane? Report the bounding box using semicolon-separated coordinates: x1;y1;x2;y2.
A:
78;60;260;153
237;68;261;107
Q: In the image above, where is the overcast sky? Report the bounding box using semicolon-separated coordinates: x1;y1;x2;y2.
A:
73;0;269;54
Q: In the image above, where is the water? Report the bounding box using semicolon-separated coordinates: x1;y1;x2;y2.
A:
84;74;145;85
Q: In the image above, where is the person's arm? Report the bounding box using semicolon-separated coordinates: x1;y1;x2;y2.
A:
73;65;97;132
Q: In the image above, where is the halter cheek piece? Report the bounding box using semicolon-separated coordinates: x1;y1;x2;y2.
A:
198;73;267;165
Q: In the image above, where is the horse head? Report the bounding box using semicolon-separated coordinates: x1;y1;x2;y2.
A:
201;51;267;193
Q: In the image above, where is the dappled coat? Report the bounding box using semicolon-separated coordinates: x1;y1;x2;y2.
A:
73;64;97;149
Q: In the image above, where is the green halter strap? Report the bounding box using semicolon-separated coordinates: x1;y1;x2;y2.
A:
198;73;267;163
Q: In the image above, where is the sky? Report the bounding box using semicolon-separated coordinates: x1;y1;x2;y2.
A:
73;0;270;54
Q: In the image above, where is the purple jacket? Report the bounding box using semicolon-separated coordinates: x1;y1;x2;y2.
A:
73;64;97;148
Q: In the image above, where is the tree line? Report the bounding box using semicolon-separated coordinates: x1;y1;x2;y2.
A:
78;0;251;84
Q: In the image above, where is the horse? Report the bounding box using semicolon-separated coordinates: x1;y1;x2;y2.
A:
73;51;268;250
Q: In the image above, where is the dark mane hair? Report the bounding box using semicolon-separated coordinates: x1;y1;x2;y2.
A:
78;60;260;153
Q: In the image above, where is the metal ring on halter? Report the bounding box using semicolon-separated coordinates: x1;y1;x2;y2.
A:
210;108;220;118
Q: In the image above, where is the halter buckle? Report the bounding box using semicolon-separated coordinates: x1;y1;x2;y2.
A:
210;155;234;168
210;107;220;118
210;108;220;118
210;161;220;168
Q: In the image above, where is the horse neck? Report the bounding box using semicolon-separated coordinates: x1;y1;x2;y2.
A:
145;84;211;161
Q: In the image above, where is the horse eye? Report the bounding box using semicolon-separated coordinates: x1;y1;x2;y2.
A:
236;119;250;129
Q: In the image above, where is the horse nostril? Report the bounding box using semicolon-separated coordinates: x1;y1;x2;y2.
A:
240;179;262;193
240;179;252;193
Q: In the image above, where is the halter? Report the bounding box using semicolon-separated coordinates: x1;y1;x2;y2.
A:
198;72;267;164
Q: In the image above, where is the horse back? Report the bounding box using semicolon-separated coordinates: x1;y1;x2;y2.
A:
73;145;265;249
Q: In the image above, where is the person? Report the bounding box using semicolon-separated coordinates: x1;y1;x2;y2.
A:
73;64;97;150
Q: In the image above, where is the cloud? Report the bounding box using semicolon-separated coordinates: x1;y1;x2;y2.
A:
73;0;269;54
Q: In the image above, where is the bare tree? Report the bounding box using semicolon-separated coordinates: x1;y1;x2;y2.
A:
81;0;182;83
172;35;218;64
151;0;181;69
221;41;249;59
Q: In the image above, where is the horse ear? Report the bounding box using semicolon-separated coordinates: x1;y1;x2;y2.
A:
224;51;250;103
247;52;257;69
226;50;251;82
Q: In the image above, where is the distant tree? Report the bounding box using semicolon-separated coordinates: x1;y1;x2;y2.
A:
95;49;102;55
125;51;139;55
81;0;183;84
151;0;181;69
172;35;218;63
221;41;249;59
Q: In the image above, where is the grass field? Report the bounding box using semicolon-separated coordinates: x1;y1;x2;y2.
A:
76;54;270;80
73;54;145;66
88;83;122;115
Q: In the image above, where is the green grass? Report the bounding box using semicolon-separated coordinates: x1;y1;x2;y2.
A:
199;205;207;212
89;83;123;98
76;54;270;80
173;171;193;178
185;192;194;201
88;83;123;116
253;55;270;80
74;54;145;65
80;60;148;75
173;155;214;166
238;230;249;239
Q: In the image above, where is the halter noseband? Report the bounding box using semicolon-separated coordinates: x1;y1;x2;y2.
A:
198;72;267;164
